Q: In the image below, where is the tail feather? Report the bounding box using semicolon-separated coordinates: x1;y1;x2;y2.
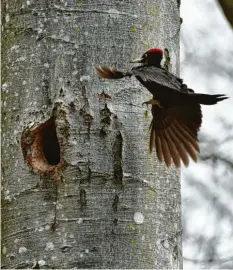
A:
189;93;228;105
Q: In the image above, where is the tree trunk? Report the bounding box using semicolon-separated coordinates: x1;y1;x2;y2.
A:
1;0;182;268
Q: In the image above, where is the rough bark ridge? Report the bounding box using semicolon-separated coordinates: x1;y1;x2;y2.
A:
2;0;182;268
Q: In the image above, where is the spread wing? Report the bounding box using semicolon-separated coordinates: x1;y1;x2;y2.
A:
95;65;202;168
132;65;193;93
132;66;197;108
150;103;202;168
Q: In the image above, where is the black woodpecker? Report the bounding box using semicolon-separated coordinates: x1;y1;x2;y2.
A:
95;48;228;168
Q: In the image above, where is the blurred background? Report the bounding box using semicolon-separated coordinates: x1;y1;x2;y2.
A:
180;0;233;268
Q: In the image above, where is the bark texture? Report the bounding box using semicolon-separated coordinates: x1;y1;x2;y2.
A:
2;0;182;268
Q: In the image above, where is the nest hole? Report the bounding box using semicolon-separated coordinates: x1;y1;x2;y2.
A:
21;117;61;173
40;119;60;165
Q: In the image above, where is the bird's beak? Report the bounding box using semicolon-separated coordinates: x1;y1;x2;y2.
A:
129;57;144;63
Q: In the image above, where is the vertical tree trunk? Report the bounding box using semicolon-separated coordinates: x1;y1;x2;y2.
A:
2;0;182;268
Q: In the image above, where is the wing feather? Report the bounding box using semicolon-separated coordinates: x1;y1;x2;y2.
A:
149;128;155;153
149;104;202;167
159;131;172;167
163;129;181;168
94;66;130;79
132;65;192;94
173;121;200;152
170;124;198;162
155;133;163;163
166;126;189;167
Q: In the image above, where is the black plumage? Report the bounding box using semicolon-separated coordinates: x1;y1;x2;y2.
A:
95;48;228;168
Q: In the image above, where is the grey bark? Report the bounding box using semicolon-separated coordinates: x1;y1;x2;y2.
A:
1;0;182;269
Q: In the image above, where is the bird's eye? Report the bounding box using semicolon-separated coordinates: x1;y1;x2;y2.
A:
144;54;147;58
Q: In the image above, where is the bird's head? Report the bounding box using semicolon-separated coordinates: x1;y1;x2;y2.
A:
130;48;163;66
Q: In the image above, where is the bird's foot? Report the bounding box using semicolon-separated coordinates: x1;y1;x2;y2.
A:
142;99;162;107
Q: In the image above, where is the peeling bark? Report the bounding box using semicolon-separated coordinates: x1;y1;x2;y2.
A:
2;0;182;268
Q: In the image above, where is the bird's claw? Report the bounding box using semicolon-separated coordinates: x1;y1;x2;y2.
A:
142;101;149;107
142;99;162;107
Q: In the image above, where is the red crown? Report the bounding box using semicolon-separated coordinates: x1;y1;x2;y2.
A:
145;48;163;54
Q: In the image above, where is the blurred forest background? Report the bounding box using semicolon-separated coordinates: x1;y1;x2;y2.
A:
181;0;233;268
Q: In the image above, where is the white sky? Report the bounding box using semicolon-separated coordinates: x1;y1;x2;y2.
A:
181;0;233;268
